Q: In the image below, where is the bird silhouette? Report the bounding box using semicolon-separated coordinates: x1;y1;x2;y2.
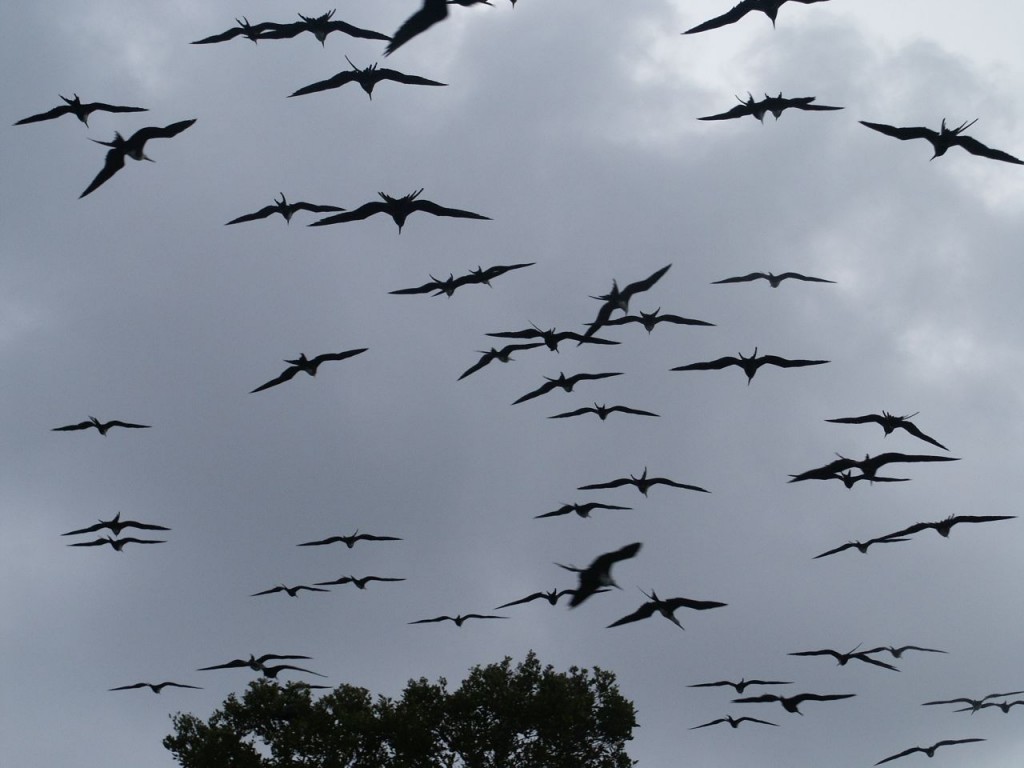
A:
829;471;911;489
711;271;834;287
512;371;623;405
584;264;672;337
198;653;313;672
555;541;642;607
191;17;279;44
690;715;778;729
226;194;344;225
970;700;1024;713
15;94;147;126
409;614;508;626
789;646;899;671
789;452;959;483
548;403;659;420
671;347;828;384
313;576;405;589
486;324;619;351
494;588;603;609
390;263;533;298
607;589;727;630
812;536;911;559
385;0;448;56
109;681;201;693
862;645;946;659
599;307;715;333
878;515;1015;541
731;692;855;714
458;344;544;380
688;679;793;694
699;93;841;122
297;531;402;548
874;738;985;765
251;584;330;597
62;512;169;537
79;118;196;198
861;119;1023;164
67;536;165;551
290;57;446;99
684;0;832;34
534;502;632;519
825;412;947;450
310;189;489;232
52;416;150;435
257;10;391;45
924;691;1024;713
578;467;709;496
250;348;367;393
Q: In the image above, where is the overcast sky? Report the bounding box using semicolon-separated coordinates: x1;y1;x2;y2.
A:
4;2;1024;766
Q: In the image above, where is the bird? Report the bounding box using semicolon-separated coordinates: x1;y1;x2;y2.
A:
108;682;201;693
555;541;642;607
578;467;709;496
67;536;165;551
190;17;279;44
731;692;855;714
788;452;959;483
671;347;828;384
250;348;367;393
256;10;391;45
15;94;147;126
464;263;535;285
812;536;911;559
251;584;330;597
310;189;490;232
61;512;169;537
458;344;544;380
923;692;1024;713
874;738;985;765
51;416;150;435
512;371;623;405
548;403;659;420
598;308;715;333
878;515;1015;541
711;271;835;287
970;700;1024;713
198;653;314;672
829;471;911;489
684;0;832;35
607;589;727;630
225;194;345;225
290;57;446;99
862;645;947;659
385;0;448;56
409;614;508;626
486;324;619;352
494;588;603;609
860;119;1023;164
699;93;841;122
79;118;196;198
392;263;532;298
825;412;947;450
534;502;632;519
313;576;405;589
296;531;402;548
788;646;900;671
584;264;672;337
688;679;793;694
690;715;778;729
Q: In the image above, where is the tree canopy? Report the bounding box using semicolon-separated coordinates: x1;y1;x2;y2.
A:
164;651;637;768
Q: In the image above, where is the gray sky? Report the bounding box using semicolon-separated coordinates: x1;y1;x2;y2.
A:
4;2;1024;766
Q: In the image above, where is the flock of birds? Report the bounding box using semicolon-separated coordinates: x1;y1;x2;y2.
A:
14;1;1024;766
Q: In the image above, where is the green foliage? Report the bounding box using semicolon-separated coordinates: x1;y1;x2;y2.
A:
164;651;637;768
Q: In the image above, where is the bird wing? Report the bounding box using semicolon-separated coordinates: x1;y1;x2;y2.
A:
486;328;543;340
115;537;165;545
376;68;447;87
292;202;345;214
621;264;672;300
591;542;643;571
104;420;150;430
324;20;392;41
577;477;632;490
608;405;660;417
875;747;922;765
15;104;74;124
683;1;754;34
853;653;900;671
255;653;313;664
732;694;778;704
52;420;96;431
777;272;835;282
355;533;402;543
512;379;559;404
297;536;343;546
711;272;766;284
670;356;742;371
607;603;658;627
119;520;170;532
698;103;756;121
256;21;306;40
67;537;116;547
567;371;623;385
896;421;947;450
314;577;353;586
80;147;127;198
864;452;959;473
535;506;572;518
650;478;710;493
289;71;361;96
197;659;251;671
689;718;727;729
737;717;778;726
225;205;280;224
812;541;860;559
250;364;301;393
859;121;937;142
109;683;148;691
390;280;446;295
385;0;448;56
954;135;1024;164
826;414;881;425
547;407;595;419
788;457;860;482
61;521;107;536
92;103;148;115
191;21;278;44
410;199;491;220
567;331;620;346
647;313;715;327
665;596;727;611
132;119;197;143
251;586;286;596
757;355;829;369
495;592;549;609
409;616;453;624
311;348;368;366
309;200;389;226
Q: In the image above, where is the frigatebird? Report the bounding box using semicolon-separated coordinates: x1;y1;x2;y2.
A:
555;541;642;607
690;715;778;729
67;536;165;551
313;576;405;589
923;691;1024;713
494;588;603;609
688;679;793;694
548;403;659;420
290;57;446;99
684;0;832;35
226;194;344;225
599;308;715;333
971;700;1024;713
874;739;985;765
861;119;1024;164
458;344;543;380
385;0;448;56
711;271;834;287
257;10;391;45
310;189;490;232
579;467;709;497
584;264;672;337
731;692;855;714
699;93;841;122
789;647;899;671
191;17;278;44
607;589;727;630
879;515;1015;541
830;471;910;489
52;416;150;435
15;95;147;126
535;502;632;519
812;536;910;560
198;653;313;672
788;452;959;483
409;614;507;626
512;371;622;405
250;347;367;393
825;412;947;450
61;512;169;537
390;263;533;297
862;645;947;659
109;682;201;693
486;324;619;351
671;347;828;384
297;531;401;548
79;118;196;198
251;584;330;597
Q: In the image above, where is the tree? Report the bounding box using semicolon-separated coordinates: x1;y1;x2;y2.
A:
164;651;637;768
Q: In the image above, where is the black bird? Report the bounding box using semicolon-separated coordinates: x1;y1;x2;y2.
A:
61;512;169;537
486;324;619;352
690;715;778;729
250;348;367;393
862;645;947;659
711;271;834;287
297;531;401;548
513;371;623;405
684;0;832;34
731;692;855;714
607;589;727;630
79;118;196;198
494;588;602;609
585;264;672;337
191;17;278;44
789;647;899;671
825;412;947;450
392;263;533;298
813;536;911;560
15;94;147;126
109;682;201;693
68;536;165;551
52;416;150;435
458;344;544;380
548;403;659;420
688;679;793;694
923;692;1024;713
198;653;313;673
879;515;1015;541
599;307;715;333
829;471;911;489
409;614;508;626
310;189;489;232
251;584;330;597
535;502;632;519
971;700;1024;713
861;119;1023;164
788;452;959;483
671;347;828;384
314;575;405;589
258;10;391;45
290;57;446;99
226;194;344;225
699;93;841;122
875;738;985;765
465;263;535;285
579;467;709;496
555;541;642;607
385;0;448;56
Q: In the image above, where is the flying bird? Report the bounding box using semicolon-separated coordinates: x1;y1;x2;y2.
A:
486;324;619;352
585;264;672;337
711;271;834;287
250;348;367;393
257;10;391;45
879;515;1015;541
494;588;602;609
825;412;947;450
191;17;278;44
251;584;330;597
599;308;715;333
310;189;489;232
860;119;1023;164
409;614;508;626
390;263;532;298
67;536;165;551
812;536;910;560
671;347;828;384
607;589;727;630
385;0;448;56
788;452;959;483
789;647;899;671
699;93;841;122
297;531;401;548
458;344;544;380
578;467;710;496
970;700;1024;713
225;194;344;225
108;682;201;693
198;653;314;672
61;512;169;537
548;403;659;420
688;679;793;694
862;645;947;659
923;692;1024;713
290;57;446;99
555;541;642;607
731;692;855;714
534;502;632;519
874;738;985;765
79;118;196;198
690;715;778;729
512;371;623;405
15;94;147;126
829;471;910;489
313;576;405;589
52;416;150;435
684;0;832;35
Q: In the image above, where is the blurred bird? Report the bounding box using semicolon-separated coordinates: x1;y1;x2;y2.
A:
699;93;841;122
226;194;344;225
874;738;985;765
258;10;390;45
297;531;402;548
879;515;1015;541
599;308;715;333
79;118;196;198
830;471;910;489
862;645;946;659
924;692;1024;713
970;700;1024;713
109;682;201;693
684;0;832;34
494;588;603;609
548;403;659;420
825;412;947;450
861;119;1024;164
250;348;367;393
290;58;446;99
555;541;642;607
732;692;855;714
813;536;910;560
711;271;834;287
52;416;150;435
585;264;672;337
535;502;632;519
313;576;405;589
191;17;278;44
690;715;778;729
310;189;489;231
198;653;313;672
486;324;619;351
513;371;623;405
789;646;899;671
578;467;709;496
68;536;165;551
458;344;543;380
607;589;727;630
251;584;330;597
688;679;793;694
390;263;533;298
62;512;169;537
15;94;146;126
789;452;959;483
671;347;828;384
409;614;507;626
385;0;448;56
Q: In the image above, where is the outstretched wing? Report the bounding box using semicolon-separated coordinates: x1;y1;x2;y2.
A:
131;119;196;143
683;0;755;34
577;477;633;491
310;200;389;226
777;272;835;283
410;198;491;221
251;365;300;393
670;356;742;371
859;121;937;142
385;0;448;56
80;147;127;198
954;135;1024;164
324;20;392;42
512;379;558;404
607;603;658;627
608;405;660;417
105;420;150;430
52;420;96;432
698;103;755;121
711;272;766;284
758;355;829;369
289;71;361;97
225;205;282;224
310;348;368;366
377;68;447;87
15;104;75;124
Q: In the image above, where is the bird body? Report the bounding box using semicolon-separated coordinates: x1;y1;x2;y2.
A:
672;347;828;384
548;403;659;420
80;119;196;198
578;467;709;496
535;502;632;519
699;94;841;122
62;512;169;537
251;584;330;597
874;738;985;765
291;58;446;99
313;576;405;589
826;412;947;450
556;542;642;607
513;371;623;405
67;536;165;551
600;307;714;333
297;531;402;548
607;589;726;630
52;416;150;435
711;271;834;287
15;94;146;126
226;194;344;225
310;189;489;231
585;264;672;337
732;692;855;714
861;119;1024;164
458;344;543;380
251;348;367;393
109;681;201;693
409;614;507;626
